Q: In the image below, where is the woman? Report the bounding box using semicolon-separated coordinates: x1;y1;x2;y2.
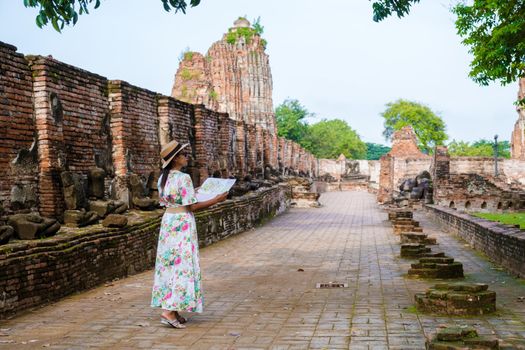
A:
151;140;227;329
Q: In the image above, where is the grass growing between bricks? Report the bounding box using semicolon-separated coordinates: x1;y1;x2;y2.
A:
472;212;525;229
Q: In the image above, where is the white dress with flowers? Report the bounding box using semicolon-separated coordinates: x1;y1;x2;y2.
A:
151;170;203;312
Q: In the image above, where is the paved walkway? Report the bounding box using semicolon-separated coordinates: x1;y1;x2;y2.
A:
1;192;525;349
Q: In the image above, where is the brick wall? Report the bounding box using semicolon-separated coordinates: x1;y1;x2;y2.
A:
0;184;290;319
157;96;198;181
425;205;525;278
27;55;111;218
0;42;37;216
108;80;159;178
431;147;525;211
0;42;315;218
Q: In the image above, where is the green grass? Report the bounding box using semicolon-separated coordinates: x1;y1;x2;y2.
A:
473;212;525;229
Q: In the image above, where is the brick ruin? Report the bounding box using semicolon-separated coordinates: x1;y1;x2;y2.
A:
373;124;525;210
511;77;525;160
316;155;380;192
171;17;296;178
431;146;525;211
173;18;276;134
0;32;317;225
377;126;431;203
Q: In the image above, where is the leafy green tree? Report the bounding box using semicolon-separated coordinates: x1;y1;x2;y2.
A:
453;1;525;87
23;0;200;32
381;99;448;153
305;119;367;159
365;142;391;160
372;0;525;94
275;99;312;145
371;0;420;22
448;139;511;158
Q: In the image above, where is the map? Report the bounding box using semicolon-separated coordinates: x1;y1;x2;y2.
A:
196;178;236;202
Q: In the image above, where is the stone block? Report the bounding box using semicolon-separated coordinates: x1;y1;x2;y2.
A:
426;326;499;349
392;217;423;234
88;167;106;199
7;213;60;240
129;174;146;198
102;214;128;228
0;225;14;245
61;171;88;210
400;243;445;259
415;283;495;315
400;232;437;245
63;210;99;228
387;209;413;221
89;200;127;218
409;257;464;279
132;197;158;211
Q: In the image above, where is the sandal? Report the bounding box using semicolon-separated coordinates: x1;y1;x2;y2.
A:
175;313;187;324
161;316;186;329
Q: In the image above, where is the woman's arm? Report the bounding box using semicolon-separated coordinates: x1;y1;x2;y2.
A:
188;192;228;212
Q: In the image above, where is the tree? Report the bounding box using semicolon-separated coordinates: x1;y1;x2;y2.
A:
365;142;391;160
23;0;201;32
305;119;367;159
448;139;511;158
275;99;312;145
372;0;525;93
371;0;420;22
453;1;525;87
381;99;448;153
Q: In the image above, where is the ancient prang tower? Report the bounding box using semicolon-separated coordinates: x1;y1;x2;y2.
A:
511;78;525;160
172;18;276;134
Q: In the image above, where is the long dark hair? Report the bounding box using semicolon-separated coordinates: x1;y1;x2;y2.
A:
160;158;175;194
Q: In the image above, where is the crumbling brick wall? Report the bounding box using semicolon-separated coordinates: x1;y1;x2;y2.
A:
108;80;159;177
0;42;317;219
432;146;525;211
157;96;198;181
377;126;431;203
27;55;111;218
0;42;38;216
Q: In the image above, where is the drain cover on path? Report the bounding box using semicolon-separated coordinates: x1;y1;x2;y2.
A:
316;282;348;288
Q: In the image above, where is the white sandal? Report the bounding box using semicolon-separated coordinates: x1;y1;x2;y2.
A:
161;316;186;329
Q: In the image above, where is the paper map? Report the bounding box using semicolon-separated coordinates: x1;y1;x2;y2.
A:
196;178;236;202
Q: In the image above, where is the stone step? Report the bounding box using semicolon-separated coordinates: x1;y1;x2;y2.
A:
426;326;499;349
416;283;496;316
393;225;424;235
388;210;413;221
392;218;419;225
400;232;437;245
409;261;464;279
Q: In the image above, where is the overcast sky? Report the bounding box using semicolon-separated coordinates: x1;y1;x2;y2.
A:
0;0;519;145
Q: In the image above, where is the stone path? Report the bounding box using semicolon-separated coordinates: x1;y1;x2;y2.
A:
1;191;525;349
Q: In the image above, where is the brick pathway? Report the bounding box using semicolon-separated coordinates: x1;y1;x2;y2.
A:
1;192;525;349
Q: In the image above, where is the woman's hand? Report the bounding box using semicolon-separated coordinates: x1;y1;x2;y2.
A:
214;192;228;204
189;191;228;212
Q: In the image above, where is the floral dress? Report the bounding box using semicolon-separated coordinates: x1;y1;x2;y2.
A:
151;170;203;312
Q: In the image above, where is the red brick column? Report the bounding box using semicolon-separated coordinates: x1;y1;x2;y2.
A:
246;125;257;176
0;42;38;215
377;154;393;203
29;57;65;218
235;121;248;177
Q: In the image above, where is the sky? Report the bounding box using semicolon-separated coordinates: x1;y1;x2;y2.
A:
0;0;519;145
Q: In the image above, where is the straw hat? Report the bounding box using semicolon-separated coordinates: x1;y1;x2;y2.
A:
160;140;189;169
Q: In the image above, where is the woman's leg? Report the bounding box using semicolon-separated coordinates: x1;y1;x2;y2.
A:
161;309;175;320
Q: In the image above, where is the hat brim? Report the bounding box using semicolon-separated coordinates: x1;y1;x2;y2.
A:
161;143;189;169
